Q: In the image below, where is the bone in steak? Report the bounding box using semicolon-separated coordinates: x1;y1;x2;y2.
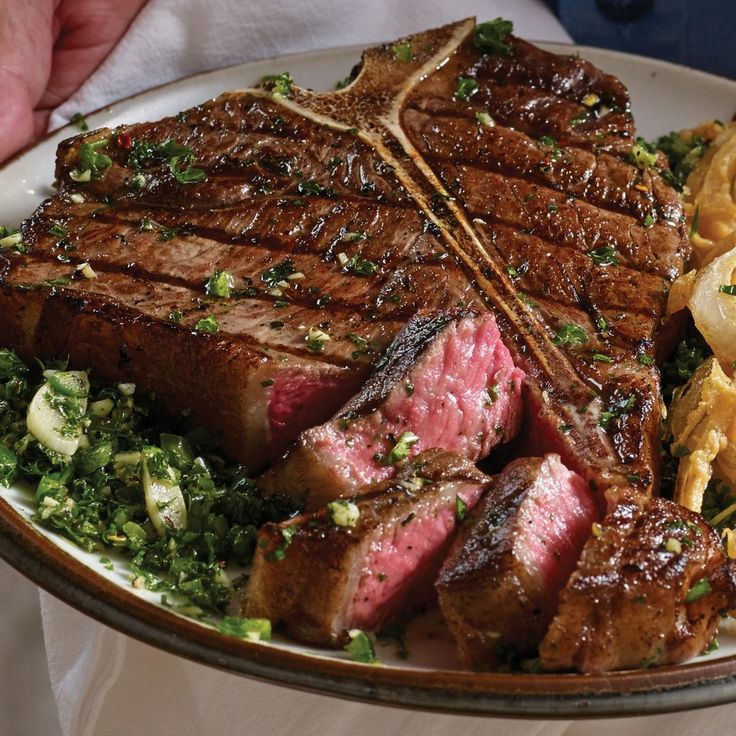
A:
244;449;489;645
0;18;688;497
539;494;736;673
436;453;600;669
260;308;524;509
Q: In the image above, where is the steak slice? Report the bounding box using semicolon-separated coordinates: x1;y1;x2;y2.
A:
244;449;489;645
436;454;600;669
539;495;736;673
0;18;688;492
260;308;524;509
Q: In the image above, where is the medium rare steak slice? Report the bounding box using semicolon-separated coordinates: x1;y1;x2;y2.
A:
436;454;600;668
244;449;489;645
0;18;688;491
539;495;736;673
260;308;524;509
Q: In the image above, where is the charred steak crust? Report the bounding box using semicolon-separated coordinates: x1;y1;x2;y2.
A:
0;19;687;493
244;449;490;645
436;454;600;668
539;495;736;673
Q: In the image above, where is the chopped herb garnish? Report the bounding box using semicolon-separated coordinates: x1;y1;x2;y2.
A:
629;138;658;169
643;213;656;228
392;43;414;62
47;223;68;239
377;431;419;466
0;226;25;252
344;629;378;664
475;111;495;127
599;393;636;428
637;354;655;366
455;77;478;101
685;578;712;603
140;218;180;242
552;323;588;348
261;259;296;288
343;253;377;276
261;71;293;97
297;180;334;197
588;246;619;266
194;315;219;334
327;499;360;527
592;352;613;363
719;284;736;296
78;139;112;179
168;310;183;323
70;112;89;131
473;18;513;56
205;270;235;298
653;130;707;191
455;495;468;521
216;617;272;642
347;333;373;360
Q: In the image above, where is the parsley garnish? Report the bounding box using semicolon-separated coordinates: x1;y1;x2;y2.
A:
344;630;378;664
70;112;89;131
78;139;112;179
473;18;513;56
392;43;414;62
629;138;658;169
194;315;219;334
455;77;478;101
261;71;293;97
685;578;712;603
588;246;619;266
552;324;588;347
455;495;469;521
377;431;419;466
205;270;235;298
261;259;296;287
343;253;377;276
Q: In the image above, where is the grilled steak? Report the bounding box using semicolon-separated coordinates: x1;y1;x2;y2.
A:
0;18;688;495
244;449;489;645
260;308;524;508
539;495;736;673
436;454;600;668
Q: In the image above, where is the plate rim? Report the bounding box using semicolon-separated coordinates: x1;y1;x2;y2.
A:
2;39;736;718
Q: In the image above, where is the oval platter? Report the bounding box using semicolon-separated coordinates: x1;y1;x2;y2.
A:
2;41;736;718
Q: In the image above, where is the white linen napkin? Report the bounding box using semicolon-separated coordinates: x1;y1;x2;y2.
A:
39;1;735;734
48;0;571;131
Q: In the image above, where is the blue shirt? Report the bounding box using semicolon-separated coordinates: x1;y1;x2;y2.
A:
549;0;736;79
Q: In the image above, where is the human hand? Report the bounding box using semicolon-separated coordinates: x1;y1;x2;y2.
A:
0;0;149;164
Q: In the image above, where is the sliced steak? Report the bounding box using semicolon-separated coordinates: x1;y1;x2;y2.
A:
0;18;688;492
260;308;524;508
436;454;600;668
539;495;736;673
244;449;489;645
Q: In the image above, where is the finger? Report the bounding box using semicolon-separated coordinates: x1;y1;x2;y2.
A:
0;0;55;161
38;0;149;111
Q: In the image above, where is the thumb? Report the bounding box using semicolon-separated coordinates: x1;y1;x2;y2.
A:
0;0;54;162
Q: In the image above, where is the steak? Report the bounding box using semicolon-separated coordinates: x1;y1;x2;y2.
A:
0;18;688;495
436;454;600;669
244;449;489;645
260;308;524;509
539;494;736;673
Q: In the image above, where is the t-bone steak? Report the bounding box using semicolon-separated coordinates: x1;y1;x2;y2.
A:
0;19;688;497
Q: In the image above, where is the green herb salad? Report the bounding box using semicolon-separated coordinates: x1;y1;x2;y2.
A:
0;348;299;640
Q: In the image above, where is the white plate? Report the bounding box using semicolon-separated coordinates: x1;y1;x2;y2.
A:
2;41;736;718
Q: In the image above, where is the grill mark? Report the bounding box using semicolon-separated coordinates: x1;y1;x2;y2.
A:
411;119;668;224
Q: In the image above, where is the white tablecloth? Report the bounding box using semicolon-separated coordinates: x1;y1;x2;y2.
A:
39;1;736;733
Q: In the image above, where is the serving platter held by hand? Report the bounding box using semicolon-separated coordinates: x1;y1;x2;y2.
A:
2;42;736;718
